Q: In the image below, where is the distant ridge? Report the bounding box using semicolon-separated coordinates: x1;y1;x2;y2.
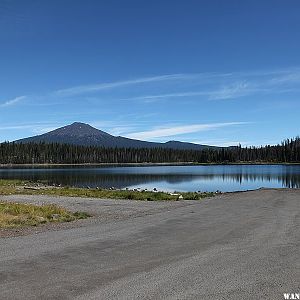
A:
15;122;218;150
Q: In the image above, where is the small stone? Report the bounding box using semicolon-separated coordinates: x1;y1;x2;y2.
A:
51;214;61;220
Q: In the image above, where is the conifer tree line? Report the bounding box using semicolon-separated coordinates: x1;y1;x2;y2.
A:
0;137;299;164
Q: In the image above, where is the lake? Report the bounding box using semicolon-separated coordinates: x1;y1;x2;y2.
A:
1;164;300;192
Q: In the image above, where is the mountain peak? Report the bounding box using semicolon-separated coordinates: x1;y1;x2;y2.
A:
68;122;96;130
70;122;90;127
50;122;111;137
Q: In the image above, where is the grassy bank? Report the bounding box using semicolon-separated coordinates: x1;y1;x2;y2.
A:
0;180;215;201
28;187;215;201
0;201;90;228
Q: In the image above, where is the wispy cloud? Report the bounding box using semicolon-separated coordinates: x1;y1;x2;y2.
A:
126;122;247;140
208;82;251;100
108;126;137;136
0;95;26;107
0;122;59;131
54;74;191;97
4;67;300;112
120;82;253;102
121;91;208;102
53;72;235;98
33;127;58;134
53;72;256;101
269;71;300;84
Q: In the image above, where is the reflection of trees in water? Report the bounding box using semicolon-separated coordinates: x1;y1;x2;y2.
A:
1;170;300;189
218;173;300;188
0;172;198;188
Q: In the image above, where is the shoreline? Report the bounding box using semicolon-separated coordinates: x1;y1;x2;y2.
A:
1;162;300;168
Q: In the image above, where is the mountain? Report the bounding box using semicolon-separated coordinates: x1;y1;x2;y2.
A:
15;122;216;150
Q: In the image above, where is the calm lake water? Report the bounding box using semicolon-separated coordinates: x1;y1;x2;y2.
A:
1;164;300;192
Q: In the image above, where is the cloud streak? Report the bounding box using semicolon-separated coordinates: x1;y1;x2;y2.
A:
126;122;247;140
0;96;26;107
4;68;300;113
121;91;208;102
121;81;254;102
208;82;251;100
54;74;191;97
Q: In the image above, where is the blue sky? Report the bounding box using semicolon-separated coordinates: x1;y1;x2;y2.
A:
1;0;300;146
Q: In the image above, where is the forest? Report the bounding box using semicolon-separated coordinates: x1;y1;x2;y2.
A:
0;137;299;164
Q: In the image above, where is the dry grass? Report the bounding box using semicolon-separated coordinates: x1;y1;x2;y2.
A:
0;202;90;228
0;180;25;195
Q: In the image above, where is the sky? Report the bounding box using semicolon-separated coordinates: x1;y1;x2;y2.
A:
0;0;300;146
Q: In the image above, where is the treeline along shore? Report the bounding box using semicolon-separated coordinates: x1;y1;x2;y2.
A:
0;137;299;164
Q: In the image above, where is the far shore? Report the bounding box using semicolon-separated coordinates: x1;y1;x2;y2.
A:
1;162;300;168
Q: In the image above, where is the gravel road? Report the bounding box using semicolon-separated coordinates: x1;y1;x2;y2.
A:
0;189;299;299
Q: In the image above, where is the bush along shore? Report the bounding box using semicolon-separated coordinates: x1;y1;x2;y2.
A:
0;180;216;201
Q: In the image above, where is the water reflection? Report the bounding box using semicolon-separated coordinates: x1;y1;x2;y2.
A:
0;165;299;191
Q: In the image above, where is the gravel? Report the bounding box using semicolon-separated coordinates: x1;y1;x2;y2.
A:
0;189;299;299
